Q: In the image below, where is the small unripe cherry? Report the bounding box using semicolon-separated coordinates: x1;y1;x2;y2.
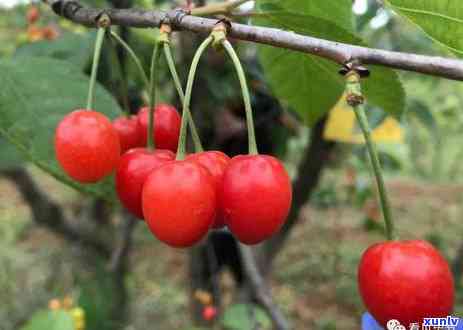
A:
202;306;217;321
221;155;292;245
142;160;216;248
55;110;120;183
358;240;454;327
186;151;230;228
112;115;143;154
137;104;181;152
26;6;40;24
116;148;175;219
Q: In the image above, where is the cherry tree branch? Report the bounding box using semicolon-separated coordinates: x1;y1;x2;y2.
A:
43;0;463;81
239;244;290;330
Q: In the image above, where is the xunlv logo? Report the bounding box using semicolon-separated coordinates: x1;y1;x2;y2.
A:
423;316;460;327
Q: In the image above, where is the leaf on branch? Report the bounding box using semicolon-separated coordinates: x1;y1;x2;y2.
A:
254;1;405;125
387;0;463;56
15;31;95;69
0;57;120;200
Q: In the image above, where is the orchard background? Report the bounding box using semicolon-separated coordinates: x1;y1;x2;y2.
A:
1;0;463;329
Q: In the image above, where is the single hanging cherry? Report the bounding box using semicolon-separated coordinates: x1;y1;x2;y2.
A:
221;155;292;244
55;21;120;183
55;110;120;183
116;148;174;219
137;104;181;152
186;151;230;228
113;115;143;154
358;240;454;327
142;160;216;248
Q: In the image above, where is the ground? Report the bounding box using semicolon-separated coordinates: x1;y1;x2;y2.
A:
1;168;462;330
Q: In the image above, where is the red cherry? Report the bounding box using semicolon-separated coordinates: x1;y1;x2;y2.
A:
186;151;230;228
142;160;216;248
116;148;175;219
112;115;142;154
358;240;454;327
55;110;120;183
137;104;181;152
202;306;217;321
221;155;292;245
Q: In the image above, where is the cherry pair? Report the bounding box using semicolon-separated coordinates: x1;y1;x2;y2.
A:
54;104;180;183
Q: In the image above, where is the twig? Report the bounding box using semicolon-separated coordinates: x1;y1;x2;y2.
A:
108;209;137;272
0;167;112;258
239;244;290;330
42;0;463;81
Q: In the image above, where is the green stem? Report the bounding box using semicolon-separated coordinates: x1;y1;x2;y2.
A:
148;41;161;150
176;36;213;160
163;43;203;153
110;30;150;90
86;27;106;110
106;31;130;116
346;74;395;240
222;39;258;155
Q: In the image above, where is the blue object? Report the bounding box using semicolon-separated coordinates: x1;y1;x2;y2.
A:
361;312;463;330
362;313;384;330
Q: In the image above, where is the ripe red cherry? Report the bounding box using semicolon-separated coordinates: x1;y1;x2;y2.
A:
55;110;120;183
116;148;175;219
186;151;230;228
142;160;216;248
112;115;142;154
202;306;217;321
358;240;454;327
137;104;181;152
221;155;292;245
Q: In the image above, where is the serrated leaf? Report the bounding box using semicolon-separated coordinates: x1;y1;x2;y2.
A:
254;6;405;124
387;0;463;56
0;57;121;200
20;310;74;330
15;31;94;68
221;304;271;330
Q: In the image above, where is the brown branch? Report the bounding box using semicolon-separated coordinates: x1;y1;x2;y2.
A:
239;244;290;330
42;0;463;81
108;209;137;272
1;167;112;258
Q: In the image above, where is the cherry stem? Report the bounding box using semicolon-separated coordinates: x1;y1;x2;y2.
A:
110;30;150;92
148;41;161;150
176;36;213;160
163;42;203;153
345;72;395;241
106;31;130;116
86;26;106;110
222;39;258;155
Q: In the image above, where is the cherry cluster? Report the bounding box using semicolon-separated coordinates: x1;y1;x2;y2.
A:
55;103;292;248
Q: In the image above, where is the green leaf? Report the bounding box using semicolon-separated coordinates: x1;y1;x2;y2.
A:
15;32;94;69
0;57;121;200
20;310;74;330
254;9;405;124
221;304;271;330
256;0;353;32
386;0;463;56
0;136;24;169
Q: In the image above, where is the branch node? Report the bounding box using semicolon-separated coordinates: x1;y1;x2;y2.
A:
159;23;172;44
211;20;230;49
339;61;370;78
96;12;111;28
165;8;190;28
